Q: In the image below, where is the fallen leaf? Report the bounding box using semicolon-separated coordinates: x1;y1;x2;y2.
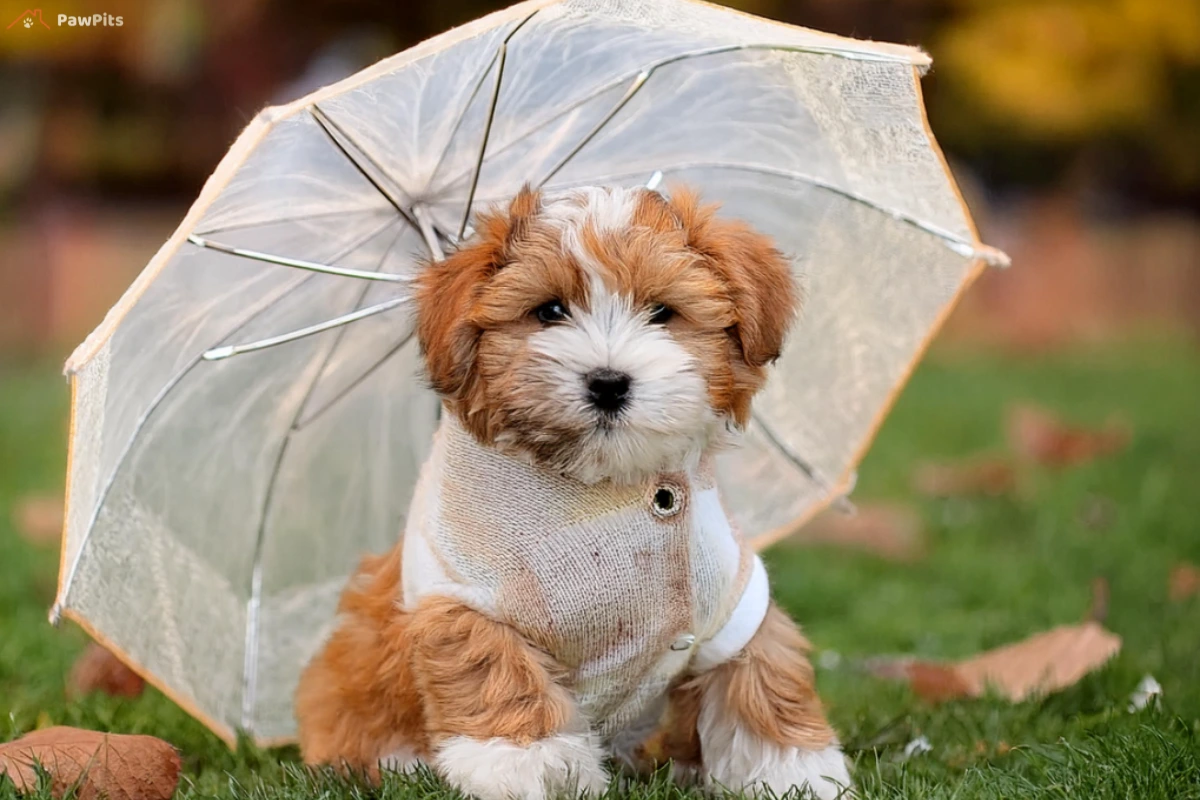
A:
1168;563;1200;602
905;661;974;702
12;494;64;546
789;503;923;561
912;457;1016;497
68;643;145;699
0;727;180;800
1086;576;1110;623
870;622;1121;703
955;622;1122;701
1006;404;1130;467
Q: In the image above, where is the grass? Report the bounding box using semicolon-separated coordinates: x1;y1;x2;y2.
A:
3;340;1200;799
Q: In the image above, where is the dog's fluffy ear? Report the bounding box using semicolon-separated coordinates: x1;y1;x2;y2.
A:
416;186;540;402
669;189;799;367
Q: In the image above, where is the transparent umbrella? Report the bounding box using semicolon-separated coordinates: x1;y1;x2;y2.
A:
52;0;1008;746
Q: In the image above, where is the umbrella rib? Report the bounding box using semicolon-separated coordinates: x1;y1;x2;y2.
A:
435;42;915;195
412;204;446;262
291;333;414;431
458;37;509;240
537;69;651;188
308;104;426;239
50;219;400;624
194;207;394;237
426;9;540;184
187;234;414;282
201;297;410;361
750;411;822;484
525;161;1007;265
239;225;406;729
752;411;858;514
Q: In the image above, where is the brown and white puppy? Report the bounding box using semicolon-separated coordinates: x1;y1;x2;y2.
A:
296;185;849;800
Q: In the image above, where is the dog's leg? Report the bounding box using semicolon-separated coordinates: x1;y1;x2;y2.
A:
295;544;427;777
695;603;851;799
409;596;609;800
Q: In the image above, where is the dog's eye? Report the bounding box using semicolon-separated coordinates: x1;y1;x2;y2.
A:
648;303;675;325
535;300;569;325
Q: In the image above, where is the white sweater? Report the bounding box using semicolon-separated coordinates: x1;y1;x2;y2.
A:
402;415;769;738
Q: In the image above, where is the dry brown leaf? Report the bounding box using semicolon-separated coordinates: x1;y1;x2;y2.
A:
1087;576;1110;623
12;494;64;546
955;622;1121;701
1169;563;1200;602
0;727;180;800
789;503;923;561
912;457;1016;497
1006;404;1130;467
68;643;146;700
872;622;1121;703
905;662;974;702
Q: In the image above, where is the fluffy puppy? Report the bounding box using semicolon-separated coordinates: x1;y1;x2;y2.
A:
296;185;850;800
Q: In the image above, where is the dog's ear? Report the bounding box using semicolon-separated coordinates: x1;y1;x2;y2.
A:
416;186;540;401
668;189;799;367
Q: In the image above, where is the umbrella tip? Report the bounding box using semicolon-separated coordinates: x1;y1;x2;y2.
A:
202;346;236;361
49;603;63;626
978;244;1011;268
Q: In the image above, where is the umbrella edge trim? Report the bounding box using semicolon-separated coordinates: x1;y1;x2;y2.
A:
57;606;242;750
751;63;1000;553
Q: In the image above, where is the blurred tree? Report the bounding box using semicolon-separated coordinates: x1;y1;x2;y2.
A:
932;0;1200;202
3;0;1199;208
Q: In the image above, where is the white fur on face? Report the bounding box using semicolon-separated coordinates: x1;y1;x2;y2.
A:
506;187;727;485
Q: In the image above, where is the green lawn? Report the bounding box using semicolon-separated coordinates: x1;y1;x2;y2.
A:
3;342;1200;799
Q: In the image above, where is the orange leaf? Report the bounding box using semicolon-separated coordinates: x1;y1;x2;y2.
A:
790;504;923;561
68;644;145;700
1086;576;1110;623
1006;404;1130;467
912;457;1016;497
0;727;179;800
873;623;1121;703
12;494;64;546
954;622;1121;701
1169;563;1200;602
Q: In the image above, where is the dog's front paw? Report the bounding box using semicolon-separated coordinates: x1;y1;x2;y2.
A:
707;743;852;800
435;732;609;800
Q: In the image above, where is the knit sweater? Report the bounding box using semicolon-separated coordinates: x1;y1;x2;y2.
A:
401;414;769;738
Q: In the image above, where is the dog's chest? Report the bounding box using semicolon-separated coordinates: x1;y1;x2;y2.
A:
402;418;753;735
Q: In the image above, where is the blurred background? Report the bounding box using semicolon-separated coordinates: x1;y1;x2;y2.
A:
2;3;1199;787
1;0;1198;360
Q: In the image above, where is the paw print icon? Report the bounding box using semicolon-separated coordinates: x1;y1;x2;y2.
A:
7;8;50;29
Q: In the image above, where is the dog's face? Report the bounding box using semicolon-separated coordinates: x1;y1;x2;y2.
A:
416;185;798;484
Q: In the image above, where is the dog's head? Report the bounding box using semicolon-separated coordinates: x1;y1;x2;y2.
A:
415;185;799;484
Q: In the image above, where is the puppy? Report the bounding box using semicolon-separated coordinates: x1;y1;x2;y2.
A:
295;185;850;800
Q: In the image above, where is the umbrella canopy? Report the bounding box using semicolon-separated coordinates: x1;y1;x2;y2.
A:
52;0;1008;746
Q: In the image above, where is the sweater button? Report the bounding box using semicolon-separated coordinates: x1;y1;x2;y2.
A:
670;633;696;651
650;483;684;518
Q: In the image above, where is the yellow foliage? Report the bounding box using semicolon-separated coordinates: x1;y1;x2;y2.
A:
935;0;1200;141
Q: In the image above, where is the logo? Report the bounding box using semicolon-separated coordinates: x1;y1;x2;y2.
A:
58;12;122;26
7;8;50;29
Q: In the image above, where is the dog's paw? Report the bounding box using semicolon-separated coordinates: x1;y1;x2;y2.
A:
706;743;852;800
379;745;423;774
435;732;609;800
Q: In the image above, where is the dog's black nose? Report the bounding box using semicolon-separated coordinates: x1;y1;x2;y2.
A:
586;369;631;413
